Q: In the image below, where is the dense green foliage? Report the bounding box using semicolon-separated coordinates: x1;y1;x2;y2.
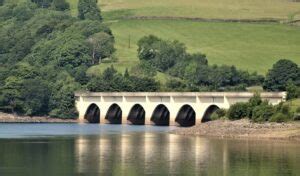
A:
0;1;112;118
0;1;161;118
286;81;300;100
86;66;160;92
52;0;70;11
137;35;264;91
78;0;102;21
226;103;249;120
31;0;69;10
263;59;300;91
210;109;226;120
226;94;295;122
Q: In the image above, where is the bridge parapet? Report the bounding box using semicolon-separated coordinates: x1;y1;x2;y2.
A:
75;92;286;126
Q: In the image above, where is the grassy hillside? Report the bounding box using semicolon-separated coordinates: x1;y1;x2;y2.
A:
100;0;300;20
72;1;300;75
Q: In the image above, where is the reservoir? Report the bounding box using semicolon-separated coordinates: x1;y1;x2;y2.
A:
0;124;299;176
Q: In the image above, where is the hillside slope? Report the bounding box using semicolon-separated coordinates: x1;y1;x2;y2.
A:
71;0;300;75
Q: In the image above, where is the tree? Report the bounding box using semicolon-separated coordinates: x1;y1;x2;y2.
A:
226;102;249;120
87;32;115;64
49;73;80;118
21;79;50;115
263;59;300;91
0;0;4;6
137;35;162;61
78;0;102;21
31;0;53;8
137;35;187;71
252;102;275;122
1;76;24;114
286;81;300;100
52;0;70;11
102;65;117;80
130;61;157;77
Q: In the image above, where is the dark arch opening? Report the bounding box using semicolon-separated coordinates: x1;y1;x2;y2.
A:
84;104;100;123
105;104;122;124
127;104;145;125
175;105;196;127
151;104;170;126
202;105;220;123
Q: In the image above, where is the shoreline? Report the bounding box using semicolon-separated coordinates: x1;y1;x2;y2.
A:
173;119;300;141
2;112;300;141
0;112;78;123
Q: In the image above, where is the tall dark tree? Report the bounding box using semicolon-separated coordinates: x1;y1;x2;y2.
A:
263;59;300;91
0;0;4;6
78;0;102;21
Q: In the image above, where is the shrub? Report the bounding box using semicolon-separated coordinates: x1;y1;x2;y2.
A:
275;103;292;118
296;107;300;113
270;113;291;123
294;106;300;121
286;81;300;100
252;103;275;122
293;113;300;121
210;109;227;121
216;108;226;118
227;102;249;120
247;93;262;118
211;112;220;121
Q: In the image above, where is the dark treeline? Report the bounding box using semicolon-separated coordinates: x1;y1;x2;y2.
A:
0;1;299;119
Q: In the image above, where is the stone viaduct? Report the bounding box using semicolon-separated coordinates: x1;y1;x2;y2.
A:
75;92;286;127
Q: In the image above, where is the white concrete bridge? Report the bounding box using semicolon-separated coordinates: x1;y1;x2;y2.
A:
75;92;286;127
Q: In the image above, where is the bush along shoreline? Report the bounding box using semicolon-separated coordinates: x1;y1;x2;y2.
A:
174;94;300;141
212;93;300;123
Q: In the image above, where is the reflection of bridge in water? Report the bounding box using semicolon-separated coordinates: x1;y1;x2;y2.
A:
75;133;213;175
75;92;285;127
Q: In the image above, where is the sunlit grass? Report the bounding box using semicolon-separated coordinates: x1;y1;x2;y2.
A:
107;19;300;74
35;0;300;80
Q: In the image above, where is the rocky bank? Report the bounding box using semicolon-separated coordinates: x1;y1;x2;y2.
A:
174;119;300;141
0;112;77;123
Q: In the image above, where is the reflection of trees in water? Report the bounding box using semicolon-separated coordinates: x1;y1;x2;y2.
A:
225;140;300;176
0;138;76;176
74;133;213;175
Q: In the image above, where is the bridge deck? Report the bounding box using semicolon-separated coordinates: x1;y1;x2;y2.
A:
75;92;286;98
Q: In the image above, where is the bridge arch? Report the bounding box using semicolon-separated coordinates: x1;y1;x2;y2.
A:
151;104;170;126
84;103;100;123
175;105;196;127
105;104;122;124
202;105;220;123
127;104;145;125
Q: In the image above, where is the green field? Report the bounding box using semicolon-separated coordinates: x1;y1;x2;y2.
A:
68;1;300;75
99;0;300;20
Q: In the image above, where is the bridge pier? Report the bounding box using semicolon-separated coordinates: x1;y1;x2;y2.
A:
75;92;286;127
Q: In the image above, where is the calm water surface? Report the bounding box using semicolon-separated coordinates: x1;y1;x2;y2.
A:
0;124;299;176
